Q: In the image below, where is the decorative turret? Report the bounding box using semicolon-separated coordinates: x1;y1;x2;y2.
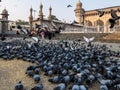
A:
29;7;33;30
76;0;82;8
1;8;9;34
74;0;84;25
39;1;43;25
48;6;52;21
1;8;9;20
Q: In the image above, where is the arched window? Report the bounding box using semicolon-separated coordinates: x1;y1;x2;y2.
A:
96;19;104;26
96;19;104;32
85;20;92;26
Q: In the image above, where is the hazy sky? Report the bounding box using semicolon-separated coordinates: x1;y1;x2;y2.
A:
0;0;120;22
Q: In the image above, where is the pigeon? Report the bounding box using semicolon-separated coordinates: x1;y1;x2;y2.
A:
33;74;41;83
17;25;22;29
31;84;43;90
0;34;6;41
53;83;66;90
14;81;24;90
83;36;95;45
100;84;108;90
72;85;80;90
96;9;105;17
109;9;120;28
17;25;33;39
109;19;115;28
35;23;41;29
111;9;118;19
67;4;72;8
21;28;29;35
51;21;58;30
71;20;79;25
32;37;40;43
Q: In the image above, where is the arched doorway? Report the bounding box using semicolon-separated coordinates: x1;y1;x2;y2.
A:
85;20;92;26
96;19;104;33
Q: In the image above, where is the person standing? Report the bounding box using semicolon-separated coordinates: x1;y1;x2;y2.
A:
41;30;45;40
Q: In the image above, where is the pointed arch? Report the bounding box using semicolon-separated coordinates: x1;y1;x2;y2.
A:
85;20;92;26
95;19;104;32
96;19;104;26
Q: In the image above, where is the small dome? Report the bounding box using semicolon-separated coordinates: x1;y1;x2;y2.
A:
49;6;52;10
30;7;33;11
2;8;8;14
76;0;82;7
40;2;43;8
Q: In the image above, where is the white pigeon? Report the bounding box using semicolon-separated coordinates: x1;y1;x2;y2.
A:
6;45;11;49
83;36;95;43
51;21;58;30
32;37;39;43
21;28;28;35
27;42;32;48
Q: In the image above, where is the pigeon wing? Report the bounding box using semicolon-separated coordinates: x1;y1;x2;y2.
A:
89;37;95;42
51;21;58;30
27;43;32;48
99;11;104;17
96;9;104;17
109;19;115;28
83;36;89;43
110;23;115;28
111;9;118;18
67;5;72;7
21;29;28;35
32;37;39;43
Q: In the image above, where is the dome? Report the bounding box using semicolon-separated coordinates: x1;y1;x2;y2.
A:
49;6;52;10
2;8;8;14
76;0;82;7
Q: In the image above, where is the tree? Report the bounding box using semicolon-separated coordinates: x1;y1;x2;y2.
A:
51;15;59;20
16;19;29;25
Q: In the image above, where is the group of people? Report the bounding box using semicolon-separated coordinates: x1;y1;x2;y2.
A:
36;25;61;40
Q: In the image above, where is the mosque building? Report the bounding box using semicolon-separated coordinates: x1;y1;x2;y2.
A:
29;0;120;33
75;0;120;32
0;0;120;34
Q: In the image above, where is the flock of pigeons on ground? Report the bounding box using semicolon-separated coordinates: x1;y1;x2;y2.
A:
0;38;120;90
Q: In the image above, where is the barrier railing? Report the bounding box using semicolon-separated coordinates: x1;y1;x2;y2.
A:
61;25;120;33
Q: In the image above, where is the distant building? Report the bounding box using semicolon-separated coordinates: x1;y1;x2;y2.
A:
29;0;120;33
8;21;30;34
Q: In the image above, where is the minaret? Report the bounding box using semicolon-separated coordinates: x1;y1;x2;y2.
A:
29;6;33;30
1;8;9;34
74;0;84;25
48;6;52;21
39;1;43;25
1;8;9;20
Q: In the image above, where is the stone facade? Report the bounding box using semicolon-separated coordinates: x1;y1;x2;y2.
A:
30;0;120;33
75;0;120;32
